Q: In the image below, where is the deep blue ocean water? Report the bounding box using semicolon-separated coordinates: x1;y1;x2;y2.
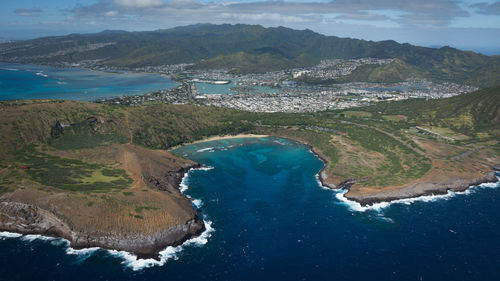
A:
1;137;499;281
0;63;177;101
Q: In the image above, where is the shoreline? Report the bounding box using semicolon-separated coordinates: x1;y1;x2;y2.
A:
188;134;269;144
342;171;500;207
1;133;498;262
0;159;212;269
0;150;207;261
252;133;500;207
169;134;269;150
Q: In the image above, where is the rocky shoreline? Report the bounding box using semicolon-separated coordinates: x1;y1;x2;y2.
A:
271;134;500;207
342;171;499;206
307;139;500;206
0;163;207;260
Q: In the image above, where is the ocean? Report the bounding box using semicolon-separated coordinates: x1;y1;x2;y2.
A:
1;137;499;281
0;63;177;101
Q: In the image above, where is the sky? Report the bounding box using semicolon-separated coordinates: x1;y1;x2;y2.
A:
1;0;500;54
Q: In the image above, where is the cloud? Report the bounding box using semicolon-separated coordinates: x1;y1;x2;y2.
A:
472;1;500;15
14;8;42;17
217;12;318;24
64;0;472;28
114;0;163;8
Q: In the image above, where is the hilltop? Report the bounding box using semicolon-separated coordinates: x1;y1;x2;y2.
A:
1;24;500;87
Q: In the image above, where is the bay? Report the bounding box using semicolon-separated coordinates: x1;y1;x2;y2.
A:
0;63;177;101
0;137;499;281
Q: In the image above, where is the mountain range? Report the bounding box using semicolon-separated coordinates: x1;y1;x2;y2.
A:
1;23;499;87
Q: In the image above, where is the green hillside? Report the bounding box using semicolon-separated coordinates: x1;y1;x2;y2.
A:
1;85;499;198
1;24;499;87
353;86;500;136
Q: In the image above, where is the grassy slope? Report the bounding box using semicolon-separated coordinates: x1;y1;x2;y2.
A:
0;101;249;238
358;86;500;136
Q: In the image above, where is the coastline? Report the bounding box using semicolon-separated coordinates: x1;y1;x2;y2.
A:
251;132;500;207
169;134;269;150
189;134;269;144
0;161;206;260
0;144;209;261
1;133;498;262
342;171;500;206
0;155;216;270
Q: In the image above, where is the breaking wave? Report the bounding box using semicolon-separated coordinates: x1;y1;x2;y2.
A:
196;147;215;153
108;219;214;271
0;231;22;239
35;72;49;78
196;166;215;171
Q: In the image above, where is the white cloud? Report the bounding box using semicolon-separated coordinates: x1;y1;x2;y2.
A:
114;0;163;8
217;12;314;23
105;10;118;16
63;0;498;33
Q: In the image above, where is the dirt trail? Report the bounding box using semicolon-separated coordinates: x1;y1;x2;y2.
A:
450;146;486;160
125;111;133;144
340;121;426;156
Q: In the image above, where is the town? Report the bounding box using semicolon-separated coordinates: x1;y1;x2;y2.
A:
93;57;477;112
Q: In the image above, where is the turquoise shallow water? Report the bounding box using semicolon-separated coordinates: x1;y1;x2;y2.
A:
1;137;499;281
0;63;177;101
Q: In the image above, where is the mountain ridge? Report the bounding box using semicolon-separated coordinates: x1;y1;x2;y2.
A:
1;23;499;87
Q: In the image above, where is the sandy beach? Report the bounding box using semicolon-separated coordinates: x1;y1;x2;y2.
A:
181;134;270;147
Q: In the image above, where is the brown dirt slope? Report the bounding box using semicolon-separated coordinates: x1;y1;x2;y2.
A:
0;143;204;258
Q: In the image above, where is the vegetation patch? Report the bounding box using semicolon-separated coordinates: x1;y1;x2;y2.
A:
342;111;372;118
382;115;407;122
50;133;129;150
14;145;133;192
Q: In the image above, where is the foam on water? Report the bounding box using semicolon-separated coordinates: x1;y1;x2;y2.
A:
35;72;49;78
315;174;327;190
110;219;214;271
197;147;215;153
179;173;190;193
66;246;100;256
0;231;22;239
180;166;214;192
331;174;500;212
192;199;203;208
196;166;215;171
21;234;60;242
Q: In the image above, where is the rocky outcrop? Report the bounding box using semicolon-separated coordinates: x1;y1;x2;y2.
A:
343;171;499;206
144;163;201;193
0;201;205;259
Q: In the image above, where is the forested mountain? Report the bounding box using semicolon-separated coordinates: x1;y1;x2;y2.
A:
1;24;499;87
